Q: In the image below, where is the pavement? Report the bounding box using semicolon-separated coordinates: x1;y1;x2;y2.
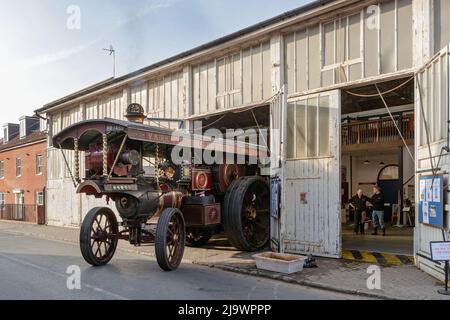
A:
0;220;448;300
0;222;355;300
342;224;414;256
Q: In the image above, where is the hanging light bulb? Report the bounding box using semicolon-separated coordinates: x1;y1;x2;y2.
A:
364;159;370;165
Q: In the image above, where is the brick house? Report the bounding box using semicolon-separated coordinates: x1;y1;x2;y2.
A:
0;116;46;224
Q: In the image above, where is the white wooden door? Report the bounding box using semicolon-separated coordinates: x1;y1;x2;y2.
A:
282;90;341;258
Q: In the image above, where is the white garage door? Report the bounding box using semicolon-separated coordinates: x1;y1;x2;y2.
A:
282;90;341;258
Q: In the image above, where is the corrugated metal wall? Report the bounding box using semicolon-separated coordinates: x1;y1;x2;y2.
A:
284;0;413;96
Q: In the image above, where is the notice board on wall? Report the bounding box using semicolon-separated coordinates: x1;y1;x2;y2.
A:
419;175;445;229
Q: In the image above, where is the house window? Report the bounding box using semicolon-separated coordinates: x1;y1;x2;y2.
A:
0;193;5;208
36;155;43;175
3;127;7;144
16;158;21;177
0;161;4;179
20;119;26;139
36;192;44;205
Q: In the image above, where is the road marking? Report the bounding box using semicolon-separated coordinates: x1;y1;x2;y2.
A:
342;250;414;266
0;252;129;300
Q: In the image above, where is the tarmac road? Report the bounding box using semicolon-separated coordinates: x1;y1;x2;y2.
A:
0;230;362;300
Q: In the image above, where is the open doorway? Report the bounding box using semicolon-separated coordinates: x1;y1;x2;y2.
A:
340;77;415;256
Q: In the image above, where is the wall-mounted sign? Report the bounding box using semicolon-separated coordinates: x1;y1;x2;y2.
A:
270;178;280;219
419;175;445;229
430;241;450;262
300;192;308;205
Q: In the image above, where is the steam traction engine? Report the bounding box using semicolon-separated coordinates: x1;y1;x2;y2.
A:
53;104;269;271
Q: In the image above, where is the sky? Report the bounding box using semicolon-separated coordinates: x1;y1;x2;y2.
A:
0;0;309;131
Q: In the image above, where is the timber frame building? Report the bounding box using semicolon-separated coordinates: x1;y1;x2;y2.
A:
37;0;450;282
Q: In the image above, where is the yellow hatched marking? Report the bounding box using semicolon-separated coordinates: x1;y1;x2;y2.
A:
342;250;355;260
380;253;403;265
359;251;378;263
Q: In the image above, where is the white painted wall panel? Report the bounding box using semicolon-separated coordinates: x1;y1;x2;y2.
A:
192;41;271;115
398;0;413;70
285;0;413;96
308;26;321;90
380;1;396;74
85;101;98;120
130;83;148;112
434;0;450;53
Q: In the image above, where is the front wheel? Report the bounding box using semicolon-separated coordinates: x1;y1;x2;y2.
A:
155;208;186;271
80;207;119;266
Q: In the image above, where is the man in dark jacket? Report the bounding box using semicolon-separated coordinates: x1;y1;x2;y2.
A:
350;189;370;235
371;186;386;236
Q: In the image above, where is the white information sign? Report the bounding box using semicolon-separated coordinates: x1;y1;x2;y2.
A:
431;242;450;261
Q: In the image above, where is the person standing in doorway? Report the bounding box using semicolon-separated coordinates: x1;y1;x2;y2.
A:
371;185;386;236
350;189;370;235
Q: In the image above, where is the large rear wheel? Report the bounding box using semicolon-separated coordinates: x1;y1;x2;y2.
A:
80;207;119;266
222;176;270;251
155;208;186;271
